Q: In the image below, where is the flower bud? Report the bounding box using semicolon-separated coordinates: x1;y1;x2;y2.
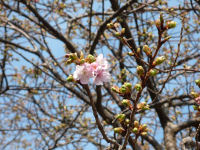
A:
153;56;166;66
166;21;177;29
134;120;139;127
66;58;73;65
115;32;121;37
191;91;199;98
125;119;130;124
69;53;78;60
132;127;139;134
124;82;132;90
195;79;200;88
128;52;134;56
121;28;125;35
111;86;120;93
120;82;132;94
107;23;114;29
121;99;130;107
143;45;152;56
134;83;142;91
141;124;148;130
115;114;126;123
66;75;74;82
137;66;144;76
86;54;96;63
149;69;158;76
119;86;127;94
193;105;198;110
141;132;147;136
114;127;125;134
155;19;161;28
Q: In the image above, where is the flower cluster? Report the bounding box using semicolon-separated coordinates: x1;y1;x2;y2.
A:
73;54;111;85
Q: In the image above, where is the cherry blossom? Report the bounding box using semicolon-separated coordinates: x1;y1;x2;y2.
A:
73;63;93;84
72;54;111;85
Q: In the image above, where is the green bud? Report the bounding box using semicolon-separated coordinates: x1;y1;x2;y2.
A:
134;83;142;91
155;19;161;28
191;91;199;98
137;66;144;76
134;120;139;127
69;53;78;60
125;119;130;124
153;56;166;66
66;75;74;82
111;86;120;93
193;105;198;110
132;127;139;134
114;127;125;134
195;79;200;88
141;132;147;136
141;124;148;130
166;21;177;29
149;69;158;76
128;52;134;56
115;32;121;37
107;23;114;29
66;58;73;65
121;28;125;34
119;86;127;94
115;114;126;122
124;82;132;90
143;45;152;56
86;54;96;63
121;99;130;107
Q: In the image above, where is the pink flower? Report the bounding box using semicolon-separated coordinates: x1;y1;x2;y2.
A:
93;66;111;85
195;96;200;105
73;63;93;84
72;54;111;85
91;54;111;85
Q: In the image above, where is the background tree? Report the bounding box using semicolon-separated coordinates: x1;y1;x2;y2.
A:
0;0;200;149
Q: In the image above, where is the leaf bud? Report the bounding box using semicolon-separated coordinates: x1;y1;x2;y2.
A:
149;69;158;76
125;119;130;124
111;86;120;93
121;28;125;35
195;79;200;88
132;127;139;134
134;120;139;127
86;54;96;63
137;66;145;76
119;86;127;94
66;75;74;82
143;45;152;56
134;83;142;91
121;99;130;107
141;124;148;130
193;105;198;110
124;82;132;90
155;19;161;28
153;56;166;66
166;21;177;29
114;127;125;134
191;91;199;98
115;114;126;123
115;32;121;37
128;52;134;56
141;132;147;136
107;23;114;29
